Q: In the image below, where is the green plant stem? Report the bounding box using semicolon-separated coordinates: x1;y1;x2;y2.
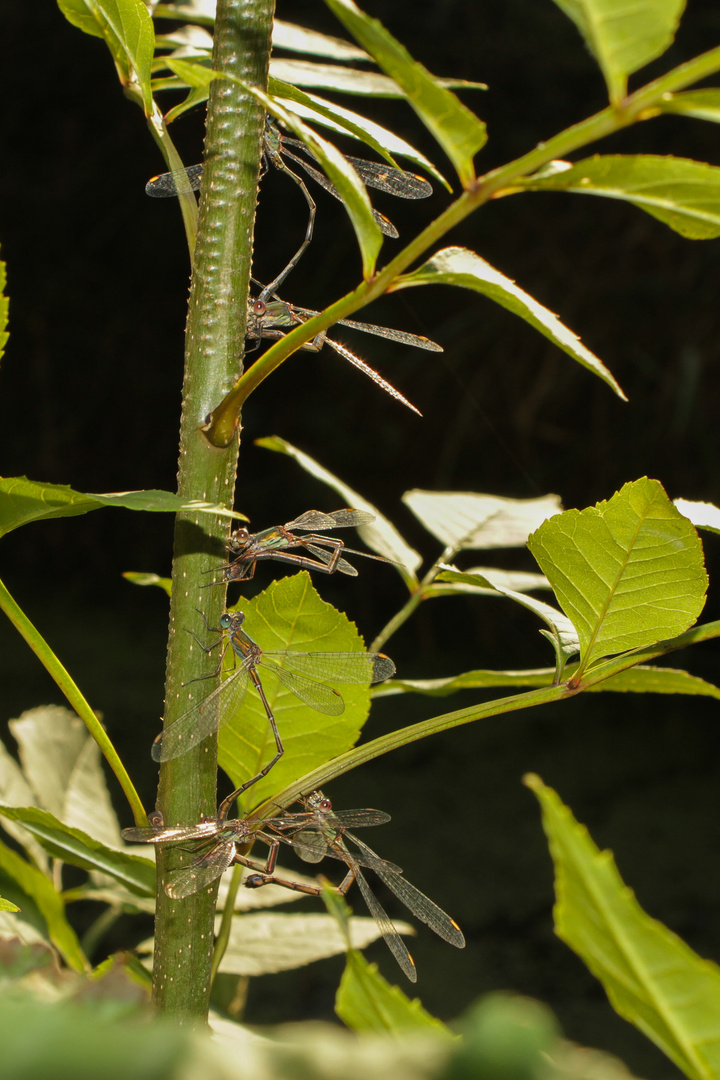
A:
0;576;146;825
210;862;243;984
202;43;720;446
151;0;274;1022
370;547;458;652
249;618;720;820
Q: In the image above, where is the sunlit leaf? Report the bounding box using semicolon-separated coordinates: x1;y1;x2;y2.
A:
659;89;720;125
526;773;720;1080
57;0;155;114
403;488;562;551
517;155;720;240
528;478;707;674
269;58;483;97
155;4;371;59
218;574;384;810
0;476;244;538
0;735;47;871
337;949;450;1033
395;247;625;398
427;566;550;595
122;571;173;594
269;81;448;188
10;707;121;848
674;498;720;535
215;911;399;975
0;806;155;896
0;896;19;913
324;0;487;185
374;664;720;699
550;0;684;103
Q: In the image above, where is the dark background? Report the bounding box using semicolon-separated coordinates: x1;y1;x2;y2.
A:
2;1;720;1074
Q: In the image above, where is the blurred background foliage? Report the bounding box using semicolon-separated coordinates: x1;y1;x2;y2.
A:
1;1;720;1075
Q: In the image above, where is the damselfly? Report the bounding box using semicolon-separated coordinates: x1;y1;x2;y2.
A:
247;293;442;415
146;117;431;300
245;791;465;983
146;116;432;241
122;815;262;899
152;612;395;777
122;795;392;899
218;508;392;583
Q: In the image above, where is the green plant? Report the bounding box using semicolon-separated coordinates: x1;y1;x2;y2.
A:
2;0;720;1076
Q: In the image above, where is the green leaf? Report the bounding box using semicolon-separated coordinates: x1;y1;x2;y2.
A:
589;665;720;697
550;0;685;104
57;0;105;38
269;59;484;98
122;571;173;594
0;476;245;538
57;0;155;114
218;574;383;810
216;911;398;975
272;19;371;61
257;435;422;581
0;807;155;897
324;0;487;186
659;89;720;124
428;566;550;595
0;896;19;913
337;950;450;1033
256;91;383;279
527;478;708;674
675;498;720;535
374;664;720;699
525;773;720;1080
373;669;559;697
268;81;449;189
517;155;720;240
10;706;123;848
0;732;48;871
0;254;8;368
403;487;563;551
395;248;626;398
0;836;88;971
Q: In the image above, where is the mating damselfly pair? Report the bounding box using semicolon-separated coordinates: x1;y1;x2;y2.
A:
123;790;465;982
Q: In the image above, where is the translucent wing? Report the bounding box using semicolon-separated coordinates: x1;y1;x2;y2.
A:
122;821;221;844
282;136;432;198
291;306;442;353
284;509;376;531
348;834;465;948
352;862;417;982
267;651;395;684
165;840;237;899
151;668;249;762
322;338;422;417
145;163;203;197
267;663;345;715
